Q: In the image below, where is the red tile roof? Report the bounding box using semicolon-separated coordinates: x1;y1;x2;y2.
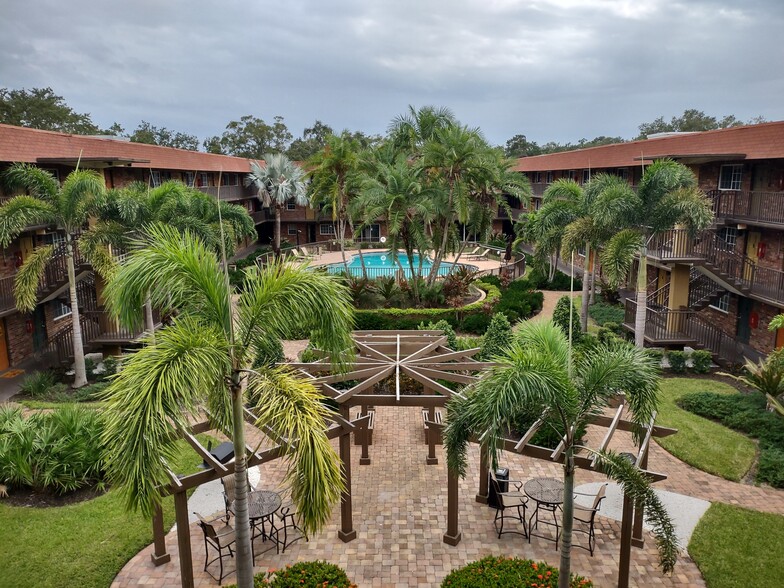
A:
514;121;784;172
0;124;256;173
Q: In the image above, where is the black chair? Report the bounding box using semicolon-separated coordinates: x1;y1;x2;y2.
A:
273;500;308;552
195;513;236;583
490;470;528;539
572;483;608;556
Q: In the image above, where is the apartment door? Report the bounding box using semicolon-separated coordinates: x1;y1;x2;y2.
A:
32;305;47;351
776;327;784;350
744;231;761;282
0;319;9;371
736;297;753;344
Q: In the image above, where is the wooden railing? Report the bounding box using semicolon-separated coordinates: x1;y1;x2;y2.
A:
197;185;252;201
687;268;723;308
710;189;784;226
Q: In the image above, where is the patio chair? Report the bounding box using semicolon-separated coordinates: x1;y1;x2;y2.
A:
571;483;608;556
467;247;490;261
220;472;251;522
273;500;309;552
490;470;528;539
195;513;236;583
300;245;319;259
464;246;481;257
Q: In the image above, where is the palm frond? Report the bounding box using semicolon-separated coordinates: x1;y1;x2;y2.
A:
59;169;106;230
600;229;642;287
99;318;231;517
0;196;57;247
2;163;59;201
654;186;714;235
246;367;344;535
13;245;54;312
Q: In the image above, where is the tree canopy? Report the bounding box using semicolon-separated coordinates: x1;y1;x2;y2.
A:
0;87;103;134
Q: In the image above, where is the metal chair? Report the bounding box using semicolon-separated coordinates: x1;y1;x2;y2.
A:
572;483;608;556
490;470;528;539
273;500;308;552
194;513;236;583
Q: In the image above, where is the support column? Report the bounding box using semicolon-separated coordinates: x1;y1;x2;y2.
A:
338;406;357;542
632;451;649;548
174;491;194;588
666;263;691;334
426;405;438;465
443;466;462;545
150;503;171;565
617;492;634;588
475;444;489;504
359;405;371;465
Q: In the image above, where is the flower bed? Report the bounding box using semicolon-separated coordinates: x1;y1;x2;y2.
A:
226;561;356;587
441;556;592;587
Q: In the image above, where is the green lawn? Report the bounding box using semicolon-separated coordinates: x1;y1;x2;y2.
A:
689;502;784;588
0;437;212;588
655;378;756;481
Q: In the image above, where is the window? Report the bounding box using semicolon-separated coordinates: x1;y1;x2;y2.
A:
567;170;577;181
221;173;239;186
42;231;66;247
719;164;743;191
52;300;71;320
710;292;730;313
150;171;162;187
199;173;210;187
617;168;629;181
161;171;172;182
582;170;591;184
183;172;195;187
320;223;335;236
359;224;381;242
532;172;543;184
545;171;554;184
288;224;298;236
718;227;737;250
286;200;297;210
577;244;586;257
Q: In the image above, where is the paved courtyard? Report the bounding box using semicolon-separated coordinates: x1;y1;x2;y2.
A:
111;397;784;588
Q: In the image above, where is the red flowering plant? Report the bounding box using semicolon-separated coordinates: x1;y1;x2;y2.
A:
441;556;592;588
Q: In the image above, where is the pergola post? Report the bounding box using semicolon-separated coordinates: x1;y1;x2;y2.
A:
426;403;438;465
359;405;371;465
442;465;462;545
150;503;171;565
475;443;489;504
632;450;648;548
617;491;634;588
174;490;194;588
338;406;357;542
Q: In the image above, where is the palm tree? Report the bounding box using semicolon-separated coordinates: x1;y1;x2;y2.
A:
354;156;436;302
246;154;307;257
388;104;457;156
1;163;106;388
599;160;714;347
100;225;354;588
307;135;363;269
444;320;678;588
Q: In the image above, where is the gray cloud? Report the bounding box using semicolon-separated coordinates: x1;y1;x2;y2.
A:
1;0;783;146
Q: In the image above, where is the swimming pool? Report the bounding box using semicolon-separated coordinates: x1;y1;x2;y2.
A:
323;252;470;278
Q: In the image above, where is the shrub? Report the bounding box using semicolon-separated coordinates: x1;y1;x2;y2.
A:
588;302;625;326
0;405;105;494
597;326;622;344
253;337;285;368
552;296;581;343
667;350;688;374
758;447;784;488
227;561;356;588
527;265;582;291
477;275;502;289
691;350;713;374
480;313;513;360
419;319;458;350
20;371;61;398
646;349;664;364
440;555;592;587
460;313;492;335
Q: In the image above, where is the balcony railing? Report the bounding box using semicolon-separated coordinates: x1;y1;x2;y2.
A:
710;189;784;227
197;185;251;201
0;275;15;314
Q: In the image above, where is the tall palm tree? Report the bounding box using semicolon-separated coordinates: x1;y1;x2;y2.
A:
444;320;678;588
307;135;363;269
246;154;307;257
599;160;714;347
354;156;436;302
388;104;457;156
100;225;354;588
0;163;106;388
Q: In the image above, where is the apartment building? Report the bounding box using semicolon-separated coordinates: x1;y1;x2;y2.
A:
512;121;784;362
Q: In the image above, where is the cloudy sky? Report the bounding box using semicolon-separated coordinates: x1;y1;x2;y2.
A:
2;0;783;147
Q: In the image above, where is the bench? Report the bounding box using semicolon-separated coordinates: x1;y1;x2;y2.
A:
422;409;443;444
353;408;375;446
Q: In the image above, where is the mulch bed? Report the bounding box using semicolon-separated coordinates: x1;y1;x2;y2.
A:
2;485;106;508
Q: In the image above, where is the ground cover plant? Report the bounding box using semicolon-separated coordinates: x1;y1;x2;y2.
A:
587;301;624;326
679;389;784;487
440;556;592;588
654;379;755;481
0;436;210;588
688;503;784;588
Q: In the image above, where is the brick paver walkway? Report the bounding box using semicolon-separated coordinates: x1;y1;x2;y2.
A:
112;402;784;588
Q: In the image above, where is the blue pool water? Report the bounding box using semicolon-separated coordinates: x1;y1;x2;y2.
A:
325;252;467;278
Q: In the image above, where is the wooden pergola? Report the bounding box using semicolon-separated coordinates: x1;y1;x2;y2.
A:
151;330;677;588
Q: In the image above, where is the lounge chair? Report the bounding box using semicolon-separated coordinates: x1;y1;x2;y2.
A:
299;245;319;259
467;248;490;261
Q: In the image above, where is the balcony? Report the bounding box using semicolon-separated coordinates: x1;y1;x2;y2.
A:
197;185;252;201
710;189;784;228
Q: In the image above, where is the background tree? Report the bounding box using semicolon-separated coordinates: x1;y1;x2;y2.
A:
599;159;714;347
0;164;106;387
125;121;199;151
0;87;101;134
635;109;763;139
286;120;334;161
504;133;542;158
444;320;678;588
206;115;292;158
100;226;354;588
247;154;307;257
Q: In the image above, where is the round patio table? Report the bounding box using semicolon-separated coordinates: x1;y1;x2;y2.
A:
524;477;564;548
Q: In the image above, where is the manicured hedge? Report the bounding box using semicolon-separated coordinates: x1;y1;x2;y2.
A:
679;391;784;487
441;556;592;588
588;301;624;326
